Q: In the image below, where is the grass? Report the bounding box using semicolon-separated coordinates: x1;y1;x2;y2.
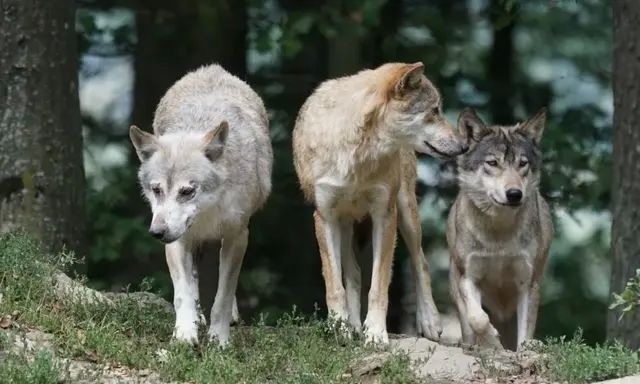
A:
536;330;640;384
0;233;421;383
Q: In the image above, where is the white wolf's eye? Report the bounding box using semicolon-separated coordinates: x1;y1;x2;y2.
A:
151;185;162;196
519;158;529;167
179;186;195;197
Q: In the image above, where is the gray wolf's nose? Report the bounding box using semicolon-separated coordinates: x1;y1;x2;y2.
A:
506;188;523;203
149;227;166;240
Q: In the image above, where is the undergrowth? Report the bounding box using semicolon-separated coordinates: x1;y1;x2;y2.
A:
0;233;421;383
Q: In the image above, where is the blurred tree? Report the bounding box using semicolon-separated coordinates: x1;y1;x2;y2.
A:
607;0;640;349
0;0;86;265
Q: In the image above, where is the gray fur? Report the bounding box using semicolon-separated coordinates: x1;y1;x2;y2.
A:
447;108;553;351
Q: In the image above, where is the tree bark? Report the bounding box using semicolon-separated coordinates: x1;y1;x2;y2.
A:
488;0;515;124
608;0;640;349
0;0;86;260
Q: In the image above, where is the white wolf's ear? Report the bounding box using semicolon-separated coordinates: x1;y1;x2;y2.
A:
518;107;547;145
457;108;488;144
203;121;229;161
129;125;158;162
394;62;424;96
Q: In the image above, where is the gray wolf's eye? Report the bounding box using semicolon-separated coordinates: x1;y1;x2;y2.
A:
432;106;439;115
519;158;529;167
485;160;498;167
179;186;195;197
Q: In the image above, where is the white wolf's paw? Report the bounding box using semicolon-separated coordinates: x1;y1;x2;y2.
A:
363;319;389;346
416;305;442;341
173;323;199;345
231;298;240;325
208;323;231;348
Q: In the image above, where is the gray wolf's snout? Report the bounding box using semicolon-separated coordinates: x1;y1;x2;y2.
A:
506;188;523;204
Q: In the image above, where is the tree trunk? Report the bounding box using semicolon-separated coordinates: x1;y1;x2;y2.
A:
608;0;640;349
0;0;86;261
488;0;515;124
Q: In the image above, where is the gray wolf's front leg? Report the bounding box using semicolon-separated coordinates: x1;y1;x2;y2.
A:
460;277;502;349
209;228;248;346
166;241;200;344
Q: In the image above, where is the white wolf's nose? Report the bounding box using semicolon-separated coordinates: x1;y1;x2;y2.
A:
149;227;166;240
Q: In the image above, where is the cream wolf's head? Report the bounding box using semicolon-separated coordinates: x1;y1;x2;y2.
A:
368;62;467;159
129;122;228;243
456;108;547;212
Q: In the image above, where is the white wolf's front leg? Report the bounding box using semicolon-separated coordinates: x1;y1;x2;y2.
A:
209;228;248;346
166;241;200;344
364;203;397;345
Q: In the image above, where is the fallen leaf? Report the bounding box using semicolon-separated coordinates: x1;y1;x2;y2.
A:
0;316;11;329
85;350;100;363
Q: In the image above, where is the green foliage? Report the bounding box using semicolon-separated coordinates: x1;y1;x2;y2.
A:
610;269;640;320
0;233;420;384
536;330;640;383
0;350;61;384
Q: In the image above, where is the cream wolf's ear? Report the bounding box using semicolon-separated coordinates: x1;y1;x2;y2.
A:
394;62;424;96
518;107;547;145
129;125;159;162
457;107;488;144
202;121;229;161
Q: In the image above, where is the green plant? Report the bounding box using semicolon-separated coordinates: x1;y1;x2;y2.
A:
610;269;640;320
536;330;640;383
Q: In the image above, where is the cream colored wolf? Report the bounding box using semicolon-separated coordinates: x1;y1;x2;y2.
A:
129;64;272;346
293;62;467;343
447;108;553;351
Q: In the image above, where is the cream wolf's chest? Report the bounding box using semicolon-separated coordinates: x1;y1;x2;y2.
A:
314;175;395;219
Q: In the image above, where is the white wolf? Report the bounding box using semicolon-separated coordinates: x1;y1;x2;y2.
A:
129;64;273;346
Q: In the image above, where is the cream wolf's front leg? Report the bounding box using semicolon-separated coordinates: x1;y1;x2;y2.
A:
314;210;349;323
166;241;201;344
364;203;397;345
209;228;248;346
397;183;442;341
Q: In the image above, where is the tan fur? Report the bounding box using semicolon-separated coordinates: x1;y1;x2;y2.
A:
293;63;466;343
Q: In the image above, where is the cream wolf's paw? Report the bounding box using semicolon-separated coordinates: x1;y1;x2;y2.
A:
363;320;389;345
416;304;442;341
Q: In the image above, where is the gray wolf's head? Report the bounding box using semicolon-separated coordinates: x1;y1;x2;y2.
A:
456;108;547;211
129;121;228;243
370;62;467;159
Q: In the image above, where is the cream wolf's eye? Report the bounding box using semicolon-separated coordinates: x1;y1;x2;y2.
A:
485;159;498;167
519;158;529;167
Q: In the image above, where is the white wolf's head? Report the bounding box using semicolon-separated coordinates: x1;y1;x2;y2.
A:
129;121;228;243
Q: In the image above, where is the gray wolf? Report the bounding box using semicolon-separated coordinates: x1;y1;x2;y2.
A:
447;108;553;351
129;64;273;346
293;62;467;343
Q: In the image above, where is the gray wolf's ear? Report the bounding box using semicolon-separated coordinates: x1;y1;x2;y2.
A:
129;125;158;162
394;62;424;96
203;121;229;161
518;107;547;145
458;108;488;144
